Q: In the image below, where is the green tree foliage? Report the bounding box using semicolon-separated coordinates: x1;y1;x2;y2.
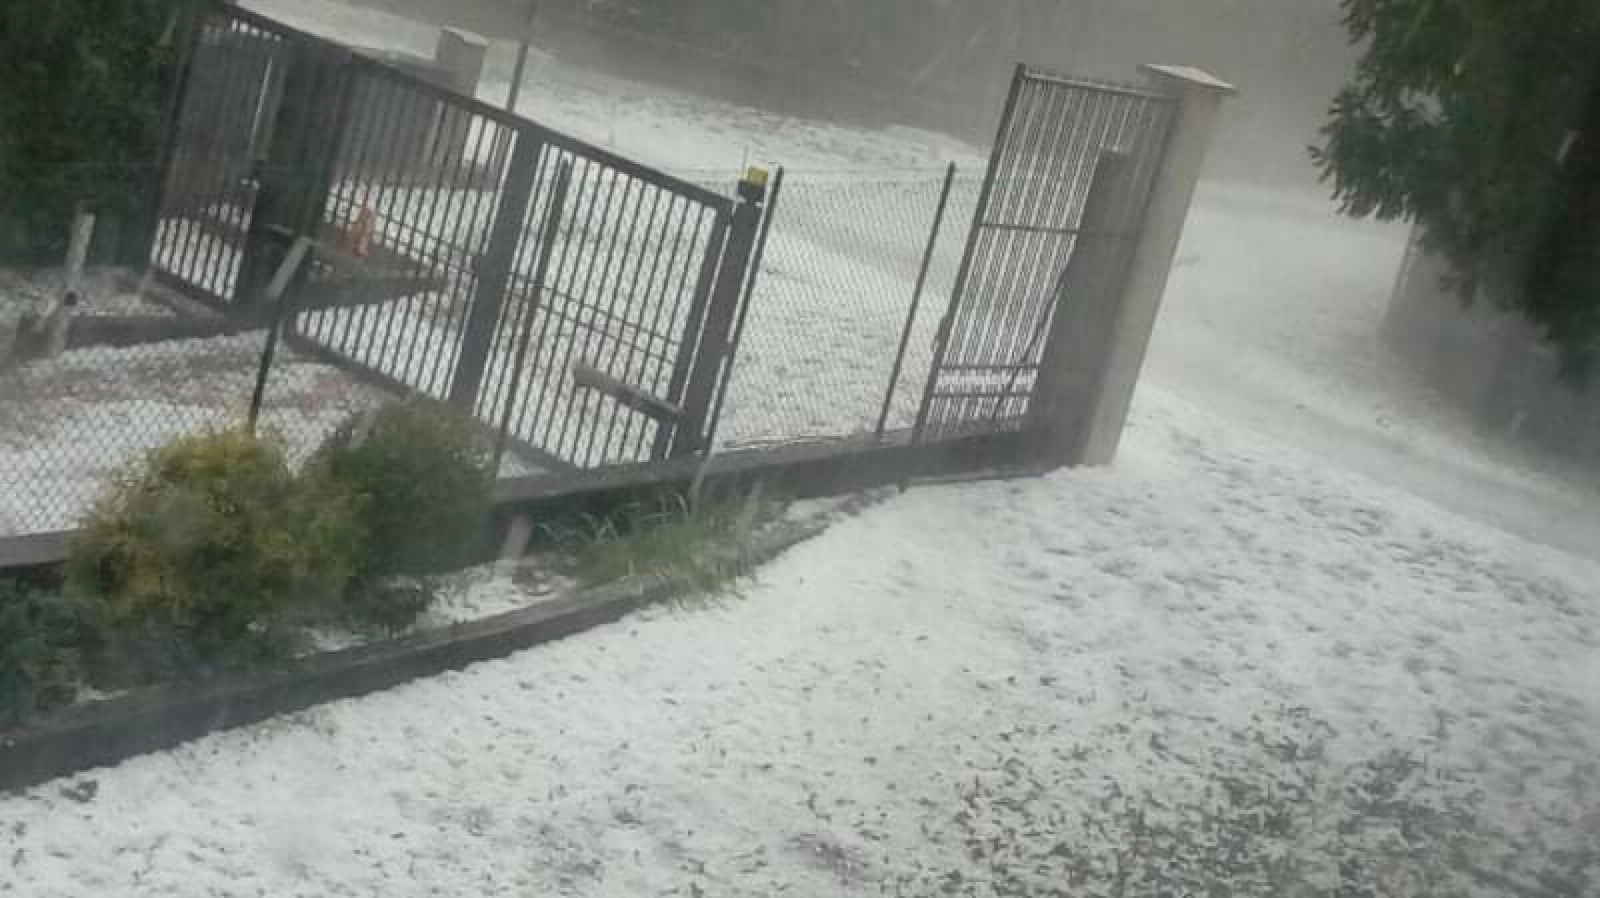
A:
0;0;185;263
1313;0;1600;373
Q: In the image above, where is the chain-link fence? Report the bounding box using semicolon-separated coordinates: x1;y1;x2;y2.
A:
714;169;983;449
0;259;390;539
1;165;985;539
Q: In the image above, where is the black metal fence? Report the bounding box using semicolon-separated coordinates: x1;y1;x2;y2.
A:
917;67;1175;441
2;15;1183;545
151;5;757;475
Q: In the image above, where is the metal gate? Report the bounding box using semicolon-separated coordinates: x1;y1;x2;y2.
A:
149;4;761;471
915;66;1176;441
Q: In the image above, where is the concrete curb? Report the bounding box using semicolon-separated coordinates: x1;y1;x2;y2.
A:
0;490;890;794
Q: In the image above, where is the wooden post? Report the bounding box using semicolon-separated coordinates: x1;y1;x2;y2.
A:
1070;65;1235;466
43;210;96;360
63;210;96;304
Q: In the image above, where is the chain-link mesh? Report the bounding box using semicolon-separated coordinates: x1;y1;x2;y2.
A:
715;170;982;449
3;166;996;540
0;263;389;539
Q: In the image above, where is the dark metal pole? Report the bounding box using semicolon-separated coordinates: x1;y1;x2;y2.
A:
876;161;956;437
247;236;312;433
701;166;784;457
493;160;573;473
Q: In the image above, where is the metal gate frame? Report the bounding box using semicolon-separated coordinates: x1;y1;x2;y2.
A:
914;65;1177;444
148;3;764;471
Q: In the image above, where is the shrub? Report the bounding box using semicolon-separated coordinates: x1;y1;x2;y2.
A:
67;428;362;678
308;401;492;626
0;576;93;724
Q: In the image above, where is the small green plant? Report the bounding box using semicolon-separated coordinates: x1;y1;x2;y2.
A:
67;428;362;678
307;401;493;629
0;576;93;725
549;489;779;598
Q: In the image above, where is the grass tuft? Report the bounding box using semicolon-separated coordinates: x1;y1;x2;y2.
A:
543;489;783;601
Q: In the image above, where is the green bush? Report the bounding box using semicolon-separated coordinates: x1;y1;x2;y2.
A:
308;401;492;627
67;429;363;678
0;577;93;724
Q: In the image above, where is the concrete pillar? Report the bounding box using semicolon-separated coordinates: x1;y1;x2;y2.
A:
434;28;489;96
432;28;490;174
1030;150;1139;467
1071;65;1235;465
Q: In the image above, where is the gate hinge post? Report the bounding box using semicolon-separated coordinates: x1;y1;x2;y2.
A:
669;168;768;458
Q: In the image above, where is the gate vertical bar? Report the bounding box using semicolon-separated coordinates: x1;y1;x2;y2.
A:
670;171;769;458
494;160;574;472
912;65;1027;442
877;161;956;437
449;129;543;410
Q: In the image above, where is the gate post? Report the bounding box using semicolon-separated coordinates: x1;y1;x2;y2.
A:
448;131;543;411
670;169;768;457
1050;65;1234;466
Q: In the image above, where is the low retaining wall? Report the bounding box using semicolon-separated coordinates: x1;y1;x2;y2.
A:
1;427;1038;571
